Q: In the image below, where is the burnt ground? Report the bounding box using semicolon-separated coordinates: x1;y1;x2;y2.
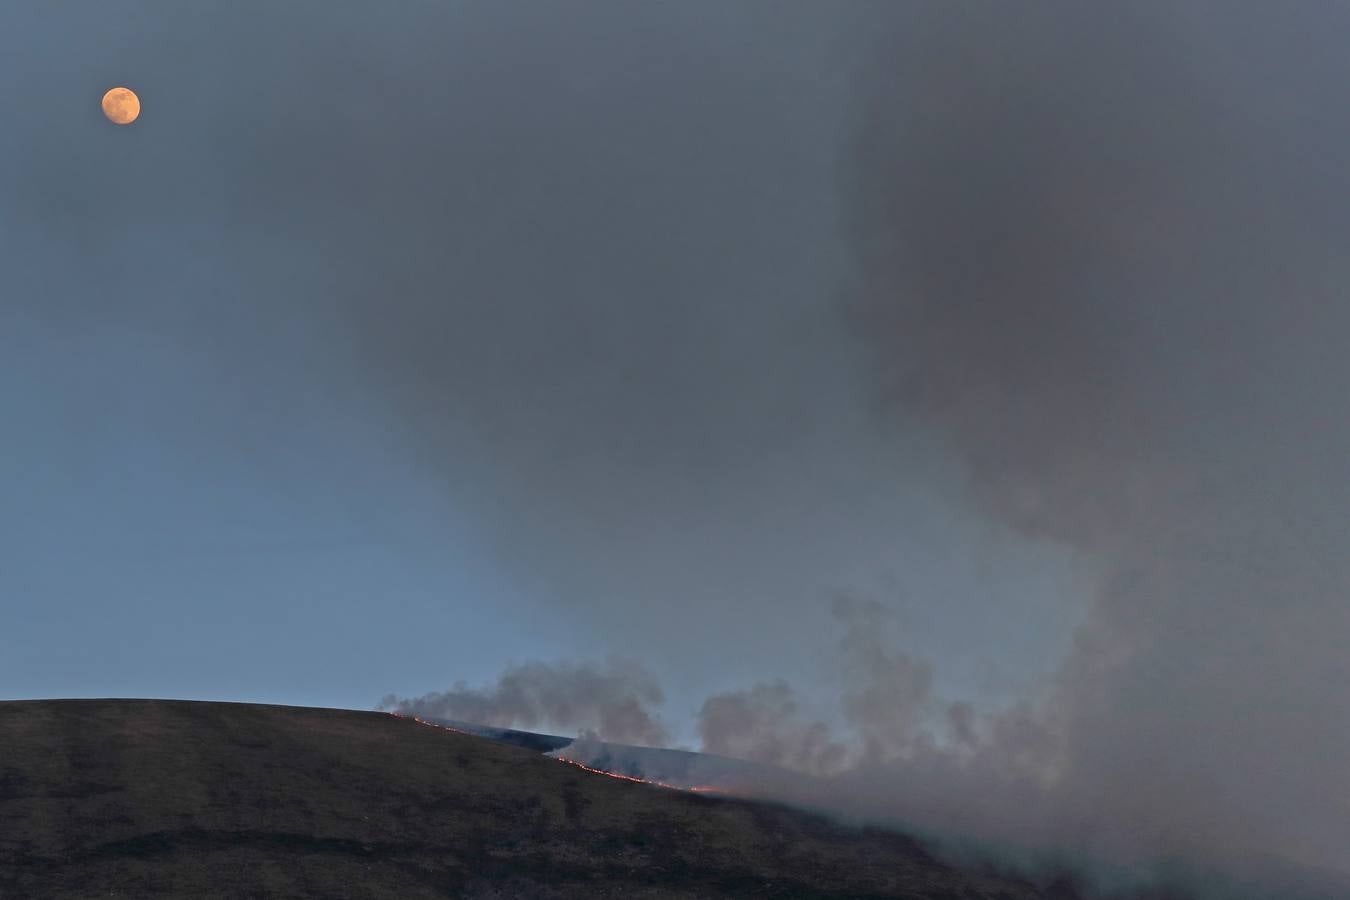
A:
0;699;1061;899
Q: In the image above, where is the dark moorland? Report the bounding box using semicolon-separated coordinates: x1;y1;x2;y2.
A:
0;699;1066;898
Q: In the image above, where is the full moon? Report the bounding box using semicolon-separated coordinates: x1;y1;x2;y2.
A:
101;86;140;125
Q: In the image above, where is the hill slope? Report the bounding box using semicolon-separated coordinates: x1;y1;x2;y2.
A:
0;699;1053;899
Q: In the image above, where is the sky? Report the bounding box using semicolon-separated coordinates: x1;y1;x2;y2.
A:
2;2;1083;719
5;3;1349;896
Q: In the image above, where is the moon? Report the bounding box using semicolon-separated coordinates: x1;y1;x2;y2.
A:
101;87;140;125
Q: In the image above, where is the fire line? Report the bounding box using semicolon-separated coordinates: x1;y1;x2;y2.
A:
390;712;727;795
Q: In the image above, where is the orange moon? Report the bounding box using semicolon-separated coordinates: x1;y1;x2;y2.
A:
101;87;140;125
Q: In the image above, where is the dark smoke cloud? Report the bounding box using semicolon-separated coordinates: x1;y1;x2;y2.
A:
699;681;850;776
378;657;668;747
829;1;1350;891
394;6;1350;894
697;598;935;775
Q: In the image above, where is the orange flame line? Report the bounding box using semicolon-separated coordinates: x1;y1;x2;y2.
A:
388;712;729;795
555;756;727;794
387;711;471;736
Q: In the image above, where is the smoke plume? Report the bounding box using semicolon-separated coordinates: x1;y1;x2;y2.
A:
388;10;1350;894
828;1;1350;891
698;681;850;776
28;2;1339;894
379;658;669;747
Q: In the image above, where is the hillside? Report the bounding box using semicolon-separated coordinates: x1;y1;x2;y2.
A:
0;699;1056;898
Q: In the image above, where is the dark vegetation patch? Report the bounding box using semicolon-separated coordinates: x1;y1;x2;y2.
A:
0;699;1058;898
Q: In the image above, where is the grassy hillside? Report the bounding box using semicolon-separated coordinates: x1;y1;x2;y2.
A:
0;699;1054;898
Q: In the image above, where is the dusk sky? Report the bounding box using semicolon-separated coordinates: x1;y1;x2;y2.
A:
5;3;1349;892
2;3;1080;722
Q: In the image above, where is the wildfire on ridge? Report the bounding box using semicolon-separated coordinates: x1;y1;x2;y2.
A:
554;756;728;795
388;712;728;795
387;711;471;735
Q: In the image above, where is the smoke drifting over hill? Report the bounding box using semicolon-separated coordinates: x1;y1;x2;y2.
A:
379;658;669;748
387;7;1350;894
835;1;1350;886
